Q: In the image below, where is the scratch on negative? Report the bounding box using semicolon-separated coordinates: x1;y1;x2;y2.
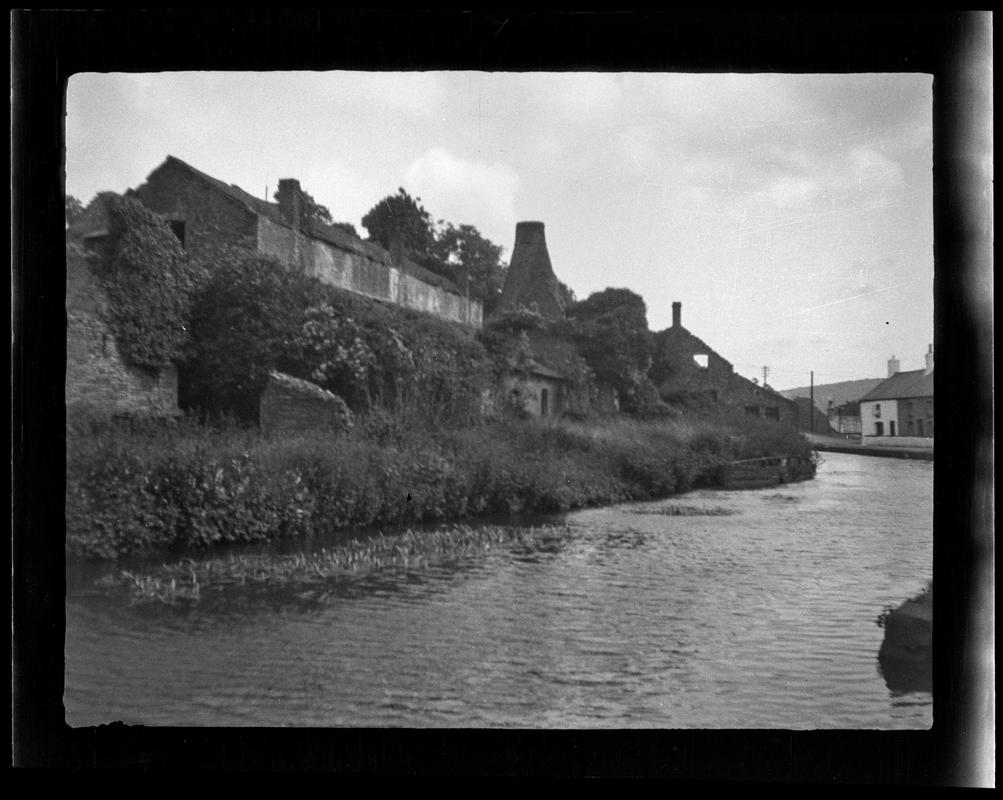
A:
779;285;899;319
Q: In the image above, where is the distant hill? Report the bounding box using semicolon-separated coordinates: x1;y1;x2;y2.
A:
778;377;885;412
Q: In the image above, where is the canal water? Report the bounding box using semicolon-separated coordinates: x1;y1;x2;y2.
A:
65;451;933;729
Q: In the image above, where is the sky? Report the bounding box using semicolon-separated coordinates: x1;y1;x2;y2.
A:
65;71;934;390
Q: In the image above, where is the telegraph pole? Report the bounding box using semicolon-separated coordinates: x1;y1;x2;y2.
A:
809;371;814;433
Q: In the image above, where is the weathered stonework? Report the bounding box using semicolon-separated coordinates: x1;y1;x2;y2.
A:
131;157;482;328
259;371;352;436
497;221;566;320
65;242;179;418
653;304;797;427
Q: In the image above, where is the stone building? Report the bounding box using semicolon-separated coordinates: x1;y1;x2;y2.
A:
652;301;797;426
491;222;578;417
859;347;934;445
126;156;482;328
65;241;179;419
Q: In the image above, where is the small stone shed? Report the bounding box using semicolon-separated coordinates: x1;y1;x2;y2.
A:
259;371;352;435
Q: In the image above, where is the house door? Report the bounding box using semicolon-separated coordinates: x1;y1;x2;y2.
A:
875;421;884;436
890;420;896;436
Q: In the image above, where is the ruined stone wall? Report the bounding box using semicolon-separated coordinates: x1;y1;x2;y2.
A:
257;215;482;327
131;160;258;262
65;244;179;417
654;327;737;400
655;326;797;426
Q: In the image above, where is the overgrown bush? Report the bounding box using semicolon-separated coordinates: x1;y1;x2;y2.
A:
66;408;816;560
95;195;205;371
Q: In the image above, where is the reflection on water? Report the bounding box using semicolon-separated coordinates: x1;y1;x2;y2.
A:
66;452;932;729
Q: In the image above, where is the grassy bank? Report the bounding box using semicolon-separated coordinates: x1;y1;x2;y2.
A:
67;412;816;560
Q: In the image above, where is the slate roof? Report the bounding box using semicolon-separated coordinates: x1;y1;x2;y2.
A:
156;156;462;295
858;368;934;401
778;377;886;409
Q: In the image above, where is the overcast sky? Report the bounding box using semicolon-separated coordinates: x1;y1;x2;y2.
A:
65;71;934;389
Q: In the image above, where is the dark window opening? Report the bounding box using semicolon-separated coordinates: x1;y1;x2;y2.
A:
744;405;759;417
169;220;187;246
764;406;780;421
541;388;549;417
875;421;884;436
890;420;896;436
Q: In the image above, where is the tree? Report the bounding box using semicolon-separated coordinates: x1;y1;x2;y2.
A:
65;194;85;227
565;288;654;409
432;222;508;312
183;252;322;420
361;188;436;256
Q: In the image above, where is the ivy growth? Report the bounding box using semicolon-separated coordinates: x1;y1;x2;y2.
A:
95;195;204;371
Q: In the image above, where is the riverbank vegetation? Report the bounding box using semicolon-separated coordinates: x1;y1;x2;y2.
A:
67;410;815;560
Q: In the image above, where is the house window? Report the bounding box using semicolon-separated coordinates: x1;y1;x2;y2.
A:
744;405;759;417
916;419;925;437
541;388;549;417
890;420;896;436
764;407;780;421
169;220;186;247
692;354;709;369
873;403;881;418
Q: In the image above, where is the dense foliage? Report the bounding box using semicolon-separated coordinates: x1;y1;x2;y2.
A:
563;287;659;411
95;195;204;371
65;194;85;227
431;222;508;313
294;293;492;426
361;187;437;256
66;412;817;560
361;189;509;308
183;250;318;420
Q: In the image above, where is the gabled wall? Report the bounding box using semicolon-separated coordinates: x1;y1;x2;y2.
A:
653;321;796;426
131;158;259;260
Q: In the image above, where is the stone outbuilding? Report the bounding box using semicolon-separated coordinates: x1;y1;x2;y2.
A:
259;371;353;436
652;301;797;426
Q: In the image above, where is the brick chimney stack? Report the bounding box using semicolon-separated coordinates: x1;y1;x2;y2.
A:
277;178;303;231
672;301;682;328
887;355;900;377
924;343;934;374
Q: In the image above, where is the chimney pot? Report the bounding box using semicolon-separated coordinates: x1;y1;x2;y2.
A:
672;302;682;328
277;179;303;229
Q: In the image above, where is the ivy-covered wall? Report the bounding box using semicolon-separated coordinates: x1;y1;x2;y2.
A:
65;242;179;417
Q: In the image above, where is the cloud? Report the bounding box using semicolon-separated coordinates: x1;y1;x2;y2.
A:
761;175;821;208
404;148;520;246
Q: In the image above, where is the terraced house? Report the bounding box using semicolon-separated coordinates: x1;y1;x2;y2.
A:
859;346;934;445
